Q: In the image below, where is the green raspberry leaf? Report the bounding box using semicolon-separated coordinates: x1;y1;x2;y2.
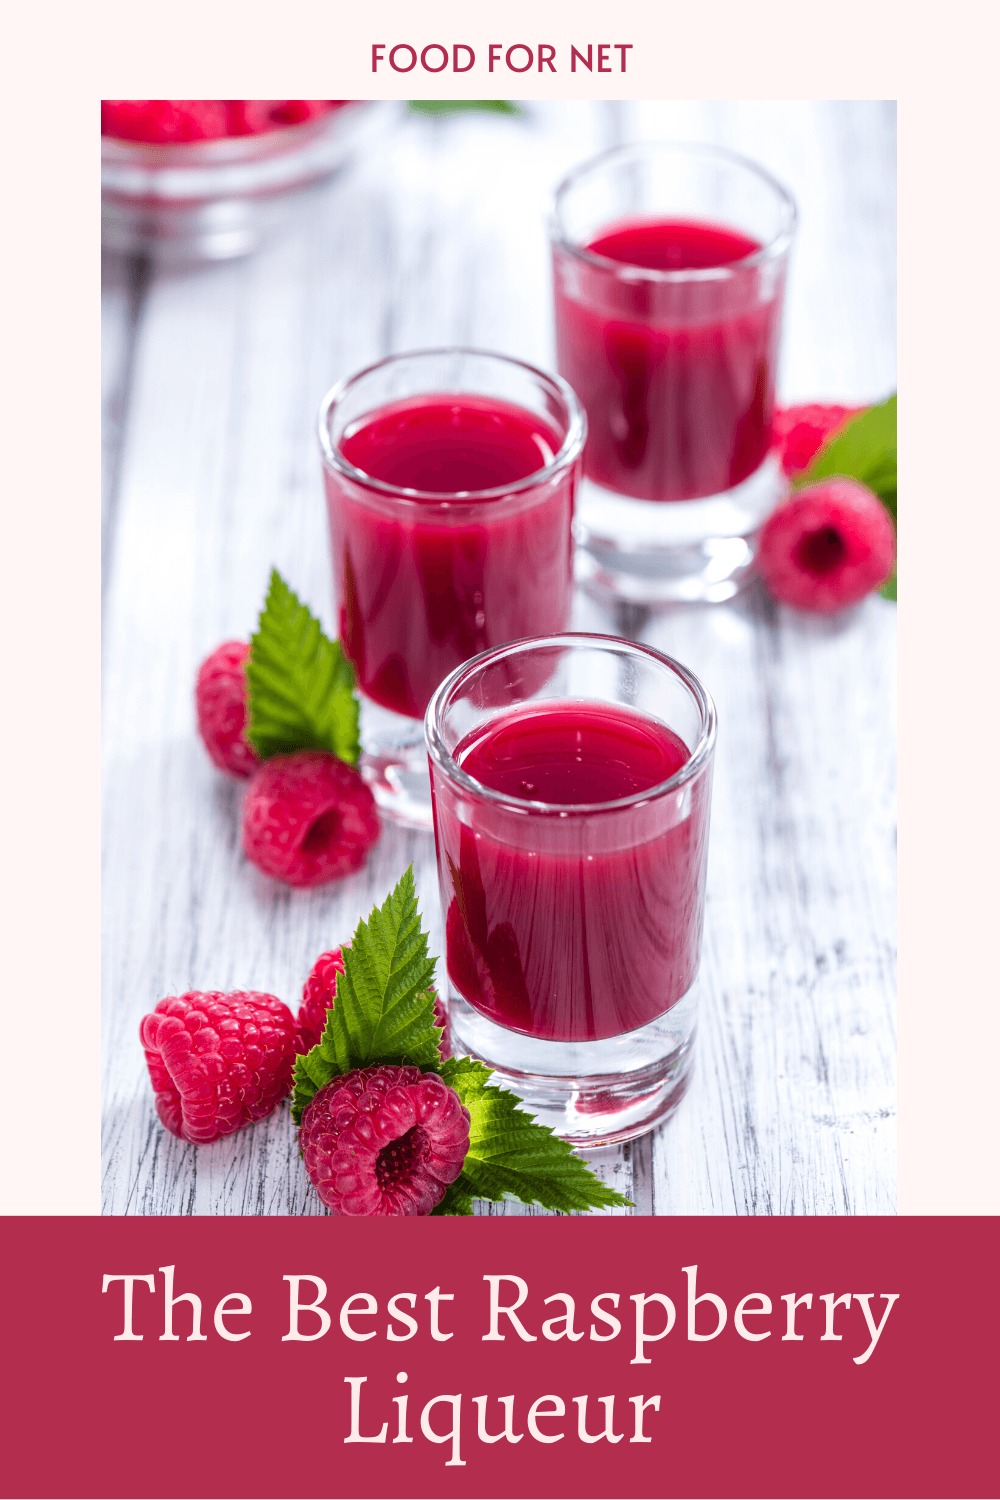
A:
408;100;521;117
430;1184;475;1216
291;866;442;1124
434;1057;631;1215
246;569;360;764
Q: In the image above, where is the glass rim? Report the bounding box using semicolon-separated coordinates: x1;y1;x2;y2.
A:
424;632;718;817
317;347;587;505
550;139;798;284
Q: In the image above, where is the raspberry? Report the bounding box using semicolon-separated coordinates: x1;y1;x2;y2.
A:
238;100;336;131
295;948;452;1058
299;1065;470;1215
101;101;229;143
295;948;346;1053
103;100;348;142
140;991;297;1143
195;641;260;778
242;751;379;887
756;479;896;613
772;404;862;477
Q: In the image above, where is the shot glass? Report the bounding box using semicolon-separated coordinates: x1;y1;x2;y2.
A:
425;633;717;1145
551;141;797;604
319;350;585;826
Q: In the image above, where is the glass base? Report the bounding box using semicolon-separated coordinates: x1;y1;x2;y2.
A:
447;984;698;1146
358;695;433;829
573;453;782;606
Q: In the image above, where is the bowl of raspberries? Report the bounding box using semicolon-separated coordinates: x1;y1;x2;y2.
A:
101;100;383;261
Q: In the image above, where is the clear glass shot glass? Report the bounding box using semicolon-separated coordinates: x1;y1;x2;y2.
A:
425;633;717;1145
551;141;797;605
319;350;585;827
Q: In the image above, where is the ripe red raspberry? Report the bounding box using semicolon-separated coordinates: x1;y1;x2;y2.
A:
101;100;229;143
140;991;297;1143
195;641;260;778
103;100;347;143
299;1065;470;1215
294;947;452;1057
237;100;339;132
294;948;347;1053
772;404;862;477
242;751;379;887
756;478;896;613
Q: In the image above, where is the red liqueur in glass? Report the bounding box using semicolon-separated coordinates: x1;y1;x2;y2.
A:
339;395;559;494
426;634;716;1141
437;701;711;1043
325;393;577;719
554;216;782;502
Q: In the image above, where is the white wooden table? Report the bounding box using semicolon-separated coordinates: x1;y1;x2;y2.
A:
102;100;896;1216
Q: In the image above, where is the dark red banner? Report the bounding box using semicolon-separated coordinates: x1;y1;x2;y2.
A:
2;1215;995;1499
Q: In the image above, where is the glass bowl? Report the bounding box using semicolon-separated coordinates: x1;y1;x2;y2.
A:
101;102;392;262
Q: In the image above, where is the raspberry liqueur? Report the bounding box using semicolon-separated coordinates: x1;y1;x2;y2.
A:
455;700;688;803
339;394;560;492
326;395;574;718
554;216;782;501
441;702;712;1043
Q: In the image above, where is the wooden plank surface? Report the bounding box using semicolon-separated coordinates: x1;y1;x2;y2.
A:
101;100;896;1216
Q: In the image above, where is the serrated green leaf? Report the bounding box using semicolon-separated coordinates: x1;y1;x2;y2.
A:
246;569;360;764
795;394;897;512
879;571;897;602
437;1057;631;1215
408;100;521;117
290;867;441;1124
431;1185;475;1216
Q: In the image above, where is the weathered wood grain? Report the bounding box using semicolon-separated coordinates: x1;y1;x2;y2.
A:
102;101;896;1216
101;252;152;596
